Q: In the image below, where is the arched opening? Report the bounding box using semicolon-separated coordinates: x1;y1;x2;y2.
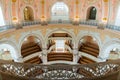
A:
21;36;42;64
78;36;99;64
86;7;97;20
51;2;69;21
47;31;73;62
24;6;34;21
99;40;120;62
0;48;13;61
107;48;120;61
0;44;18;61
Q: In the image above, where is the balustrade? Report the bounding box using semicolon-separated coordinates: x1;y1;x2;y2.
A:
0;59;120;80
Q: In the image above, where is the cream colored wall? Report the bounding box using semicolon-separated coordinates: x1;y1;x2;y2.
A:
0;24;120;62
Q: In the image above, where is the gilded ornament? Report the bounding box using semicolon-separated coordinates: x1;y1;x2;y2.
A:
12;0;16;2
103;0;108;2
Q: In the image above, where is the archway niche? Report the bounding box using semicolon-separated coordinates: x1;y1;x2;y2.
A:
107;48;120;61
51;2;69;21
47;31;73;62
24;6;34;21
0;44;17;61
21;35;42;64
78;36;99;64
86;7;97;20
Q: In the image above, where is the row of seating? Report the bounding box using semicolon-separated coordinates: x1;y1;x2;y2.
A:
78;56;96;64
79;42;99;57
24;56;42;64
48;52;73;61
21;42;41;57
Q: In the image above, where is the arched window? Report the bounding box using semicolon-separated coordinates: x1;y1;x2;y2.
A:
0;6;5;26
24;6;34;21
87;7;97;20
51;2;69;21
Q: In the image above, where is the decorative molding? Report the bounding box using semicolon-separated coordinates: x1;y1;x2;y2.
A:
76;30;102;51
99;38;120;61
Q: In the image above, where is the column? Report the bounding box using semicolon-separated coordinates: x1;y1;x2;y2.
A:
42;48;48;64
72;48;79;63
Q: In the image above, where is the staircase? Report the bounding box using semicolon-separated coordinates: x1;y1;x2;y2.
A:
48;52;73;61
21;42;41;57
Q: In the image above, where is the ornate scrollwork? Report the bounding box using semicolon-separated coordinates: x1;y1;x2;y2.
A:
0;61;120;80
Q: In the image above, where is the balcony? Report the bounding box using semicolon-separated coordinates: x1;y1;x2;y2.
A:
0;20;120;32
0;59;120;80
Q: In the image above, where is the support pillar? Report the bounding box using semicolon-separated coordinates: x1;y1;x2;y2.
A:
42;48;48;64
72;48;79;63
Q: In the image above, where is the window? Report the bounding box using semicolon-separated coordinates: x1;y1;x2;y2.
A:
87;7;97;20
55;40;65;52
51;2;69;20
0;6;5;26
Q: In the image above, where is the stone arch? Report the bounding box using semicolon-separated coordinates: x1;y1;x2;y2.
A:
99;39;120;61
19;31;45;55
76;31;102;51
45;28;76;49
0;40;20;62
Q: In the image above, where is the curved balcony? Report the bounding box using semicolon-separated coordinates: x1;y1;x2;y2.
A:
0;59;120;80
0;20;120;33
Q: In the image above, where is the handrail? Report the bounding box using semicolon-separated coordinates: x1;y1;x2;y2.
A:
0;59;120;80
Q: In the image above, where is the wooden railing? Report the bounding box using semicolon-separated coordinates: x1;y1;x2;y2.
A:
0;59;120;80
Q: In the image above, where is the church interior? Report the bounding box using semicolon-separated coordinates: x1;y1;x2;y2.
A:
0;0;120;80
